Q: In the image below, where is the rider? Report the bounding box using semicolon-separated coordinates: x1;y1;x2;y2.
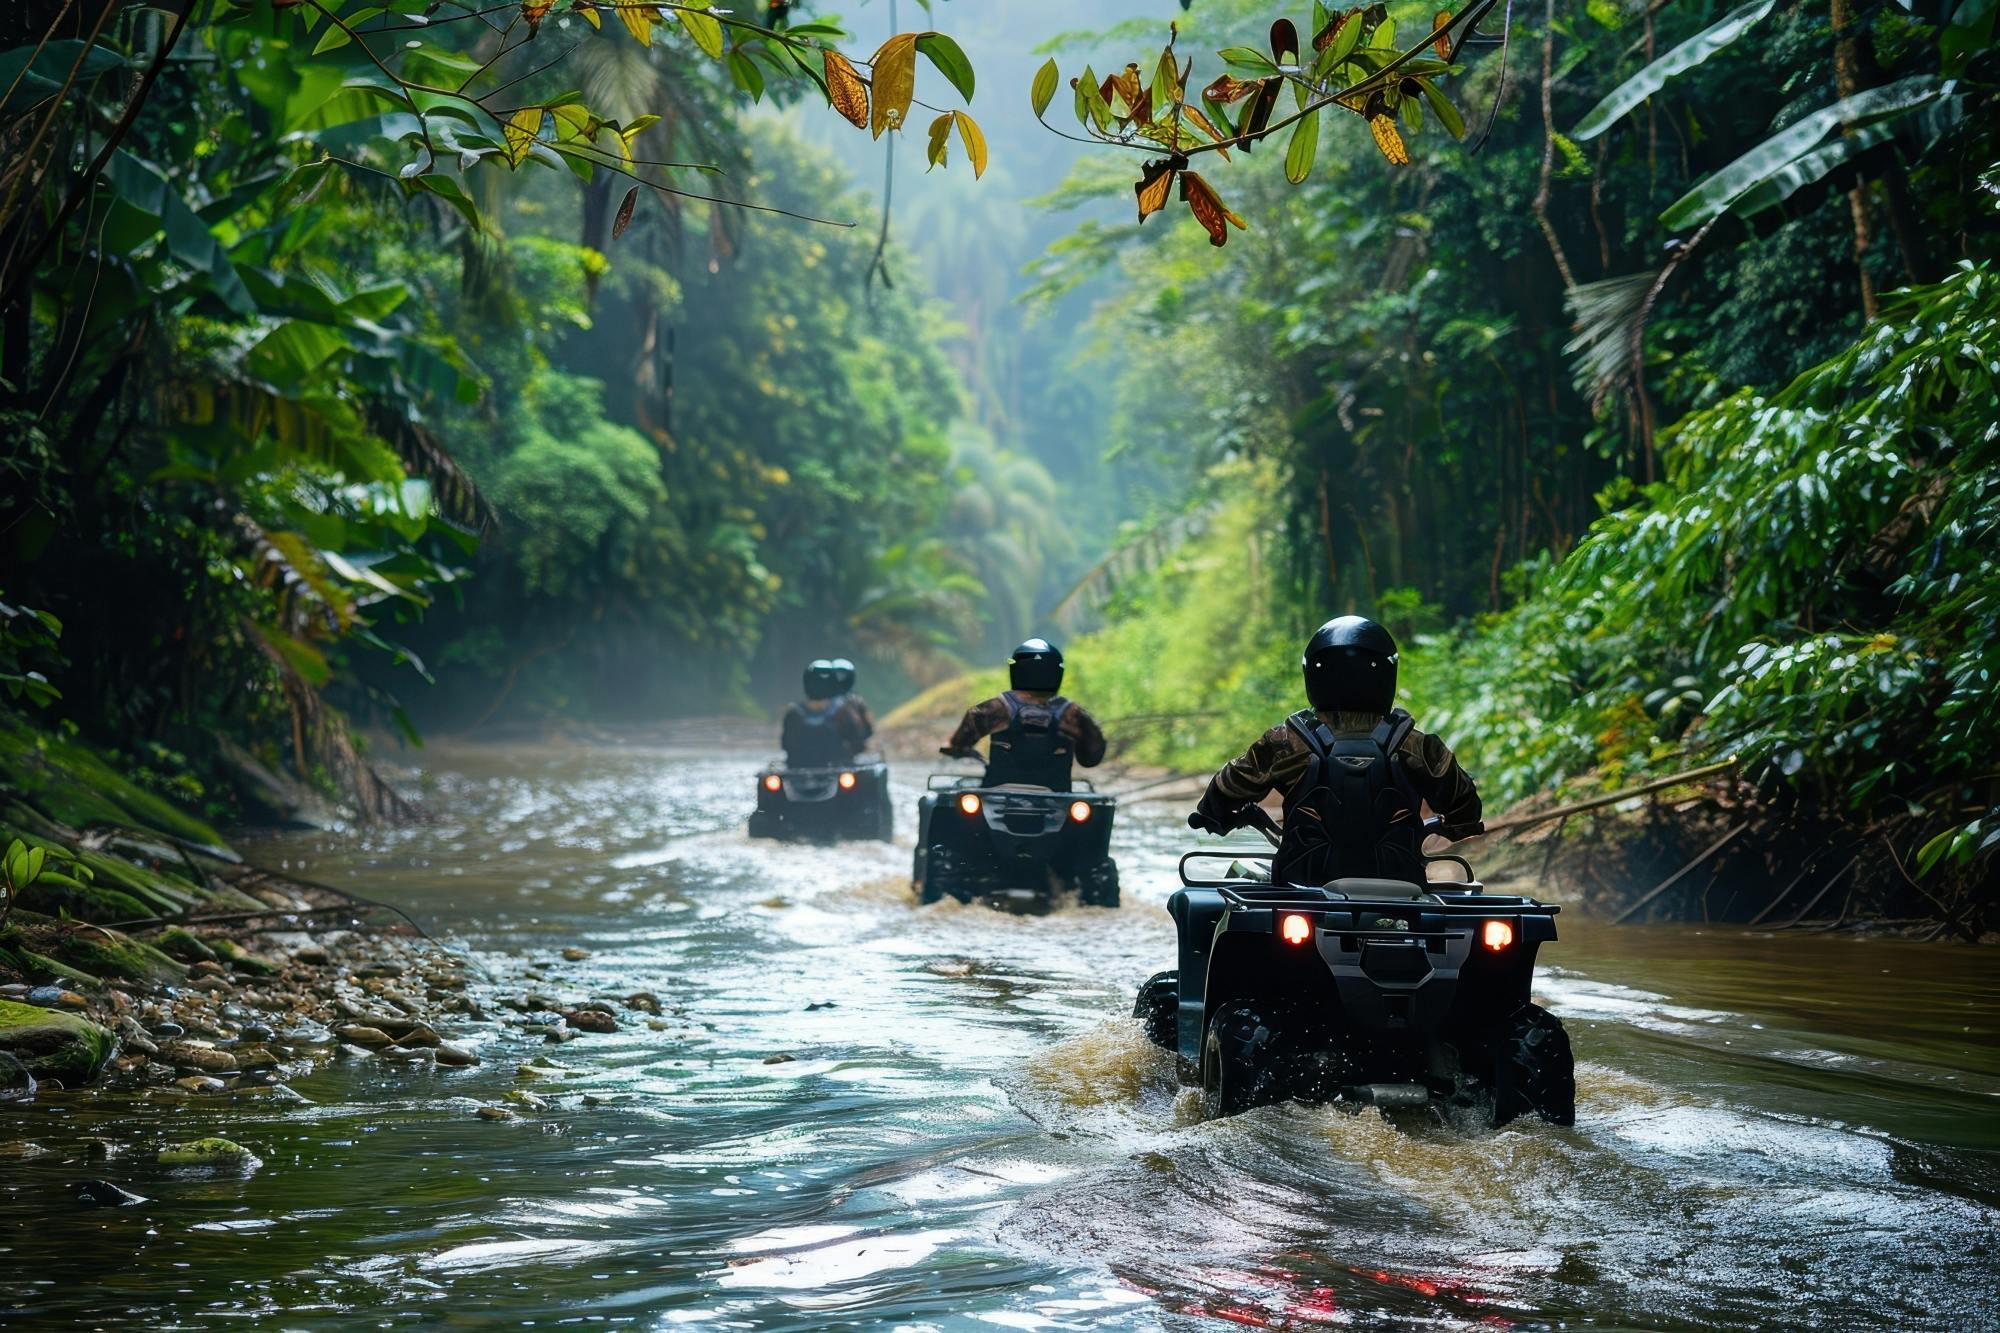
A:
1190;616;1482;886
828;658;875;752
942;638;1106;792
782;659;870;768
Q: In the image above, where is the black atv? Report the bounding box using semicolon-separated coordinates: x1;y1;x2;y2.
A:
747;758;894;842
913;772;1119;909
1135;806;1574;1127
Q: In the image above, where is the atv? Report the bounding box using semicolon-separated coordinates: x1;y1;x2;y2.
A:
747;757;894;842
913;771;1119;910
1135;805;1574;1127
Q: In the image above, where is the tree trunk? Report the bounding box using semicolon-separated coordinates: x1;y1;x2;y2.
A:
1831;0;1878;320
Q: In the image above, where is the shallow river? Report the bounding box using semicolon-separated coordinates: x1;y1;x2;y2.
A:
4;739;1997;1329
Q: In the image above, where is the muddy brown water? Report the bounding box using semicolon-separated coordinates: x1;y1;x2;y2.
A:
3;739;1995;1329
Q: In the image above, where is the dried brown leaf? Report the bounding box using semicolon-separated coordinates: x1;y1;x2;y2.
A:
612;185;639;238
823;49;870;128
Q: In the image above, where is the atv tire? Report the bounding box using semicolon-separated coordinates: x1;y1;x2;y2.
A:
1077;858;1120;909
873;798;894;842
918;844;958;904
1133;970;1178;1050
747;810;779;840
1492;1002;1575;1127
1202;1002;1294;1118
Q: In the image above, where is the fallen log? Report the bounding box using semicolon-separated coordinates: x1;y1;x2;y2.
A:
1474;758;1739;838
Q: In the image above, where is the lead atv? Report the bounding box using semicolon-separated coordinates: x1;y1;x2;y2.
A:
1135;806;1573;1127
747;758;893;842
913;772;1119;910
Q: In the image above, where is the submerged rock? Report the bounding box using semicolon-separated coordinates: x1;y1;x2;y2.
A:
433;1042;478;1068
333;1024;394;1048
563;1009;617;1034
475;1105;516;1121
0;998;115;1084
158;1137;260;1170
76;1180;149;1207
174;1075;227;1095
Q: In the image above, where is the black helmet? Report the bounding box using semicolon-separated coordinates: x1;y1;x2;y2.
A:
1008;638;1064;692
829;658;857;693
1302;616;1399;714
802;659;842;700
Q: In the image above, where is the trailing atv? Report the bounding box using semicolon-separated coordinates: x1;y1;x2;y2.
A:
748;759;893;843
913;772;1119;910
1135;806;1573;1127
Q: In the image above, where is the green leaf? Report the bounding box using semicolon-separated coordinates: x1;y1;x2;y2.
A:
1217;46;1279;75
916;32;974;102
1573;0;1775;140
1284;105;1320;183
1659;76;1940;229
1415;77;1466;140
1031;57;1059;118
728;48;764;100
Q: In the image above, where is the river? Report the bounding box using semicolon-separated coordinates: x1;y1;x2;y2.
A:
3;737;1996;1329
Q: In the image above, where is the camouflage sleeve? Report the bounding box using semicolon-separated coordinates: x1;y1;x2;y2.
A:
1192;724;1291;828
1066;704;1107;768
1403;728;1483;834
944;697;1004;755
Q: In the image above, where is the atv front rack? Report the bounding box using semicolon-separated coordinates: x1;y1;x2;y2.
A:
924;773;1099;793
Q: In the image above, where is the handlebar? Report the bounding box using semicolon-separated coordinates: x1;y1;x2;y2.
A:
1192;806;1479;848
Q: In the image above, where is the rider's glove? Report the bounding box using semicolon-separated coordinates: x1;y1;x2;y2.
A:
1438;820;1486;841
1187;810;1223;834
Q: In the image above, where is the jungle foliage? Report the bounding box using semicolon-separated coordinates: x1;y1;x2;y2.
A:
1036;0;1997;923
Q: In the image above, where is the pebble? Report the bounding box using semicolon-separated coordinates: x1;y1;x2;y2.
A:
356;962;405;979
392;1024;441;1050
762;1053;797;1065
476;1105;515;1122
239;1022;275;1043
433;1042;479;1068
333;1025;395;1049
563;1009;618;1034
506;1090;550;1111
561;947;589;962
290;944;330;965
160;1042;237;1073
188;961;226;980
175;1075;227;1095
26;986;87;1011
232;1045;281;1069
625;992;662;1015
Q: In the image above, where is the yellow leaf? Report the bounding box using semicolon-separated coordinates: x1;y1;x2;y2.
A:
926;111;952;169
1134;158;1176;221
677;6;724;58
1370;113;1410;165
869;32;917;138
1433;10;1453;60
952;110;987;179
574;1;600;29
549;103;592;140
823;49;869;128
503;106;544;166
618;3;656;46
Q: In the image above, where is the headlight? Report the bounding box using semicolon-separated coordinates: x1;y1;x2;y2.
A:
958;793;981;815
838;771;857;790
1068;800;1091;823
763;774;782;792
1482;920;1514;951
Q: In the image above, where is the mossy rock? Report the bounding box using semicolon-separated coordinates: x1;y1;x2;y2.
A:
1;915;179;985
0;998;115;1083
0;711;225;849
13;874;150;924
158;1137;260;1169
155;927;216;964
209;937;279;976
0;938;99;987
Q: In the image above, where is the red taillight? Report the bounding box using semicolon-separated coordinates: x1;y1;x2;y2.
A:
1482;920;1514;951
1280;913;1312;945
838;771;857;790
958;793;981;815
1069;800;1091;823
763;774;782;792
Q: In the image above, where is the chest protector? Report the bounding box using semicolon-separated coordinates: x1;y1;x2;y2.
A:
784;695;851;768
983;694;1076;791
1274;708;1426;887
